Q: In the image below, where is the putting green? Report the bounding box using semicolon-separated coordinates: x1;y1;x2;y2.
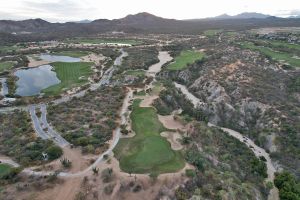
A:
42;62;93;96
114;99;184;174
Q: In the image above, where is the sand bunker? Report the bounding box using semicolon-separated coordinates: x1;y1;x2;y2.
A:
160;131;183;150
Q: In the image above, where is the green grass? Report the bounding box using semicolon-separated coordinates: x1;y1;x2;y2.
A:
203;29;223;36
114;99;185;174
42;62;93;96
124;70;145;76
151;82;164;95
239;42;300;67
0;164;12;178
263;40;300;51
167;50;205;70
0;61;14;73
136;90;146;96
67;38;142;45
53;51;90;58
0;45;19;53
225;31;238;36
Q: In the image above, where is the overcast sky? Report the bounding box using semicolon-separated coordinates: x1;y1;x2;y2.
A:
1;0;300;22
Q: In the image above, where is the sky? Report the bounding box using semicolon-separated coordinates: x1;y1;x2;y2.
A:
0;0;300;22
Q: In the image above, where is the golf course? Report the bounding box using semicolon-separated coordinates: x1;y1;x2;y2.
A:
114;99;184;174
0;61;14;73
167;50;205;70
240;41;300;67
42;62;93;96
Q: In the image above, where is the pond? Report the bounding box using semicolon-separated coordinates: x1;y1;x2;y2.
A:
15;65;60;96
40;54;81;62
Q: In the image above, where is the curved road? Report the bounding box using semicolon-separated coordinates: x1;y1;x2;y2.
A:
0;51;171;178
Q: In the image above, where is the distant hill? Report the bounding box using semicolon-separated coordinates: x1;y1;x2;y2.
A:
188;12;273;21
0;18;51;32
1;12;300;42
289;15;300;19
72;20;92;24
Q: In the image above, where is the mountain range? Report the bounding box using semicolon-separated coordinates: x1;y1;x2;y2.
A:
0;12;300;43
187;12;273;21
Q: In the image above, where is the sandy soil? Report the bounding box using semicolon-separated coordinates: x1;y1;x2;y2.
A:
27;56;50;67
158;114;185;131
81;53;106;65
160;131;183;150
36;177;82;200
146;51;173;77
139;95;159;107
30;147;97;174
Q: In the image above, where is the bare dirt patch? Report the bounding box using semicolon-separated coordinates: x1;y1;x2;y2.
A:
139;95;159;107
158;114;185;131
27;56;50;67
160;131;183;150
81;53;106;65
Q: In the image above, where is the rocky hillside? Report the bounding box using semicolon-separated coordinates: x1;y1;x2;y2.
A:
159;40;300;177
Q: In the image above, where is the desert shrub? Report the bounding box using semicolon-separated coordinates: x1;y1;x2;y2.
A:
104;183;115;195
185;169;196;178
101;168;113;183
0;111;56;166
274;171;300;200
46;145;63;160
60;158;72;168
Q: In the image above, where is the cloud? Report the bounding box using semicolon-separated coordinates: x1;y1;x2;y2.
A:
20;0;98;21
1;0;300;22
276;9;300;17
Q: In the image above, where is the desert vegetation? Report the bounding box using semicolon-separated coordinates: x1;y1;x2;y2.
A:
47;87;125;154
0;110;62;166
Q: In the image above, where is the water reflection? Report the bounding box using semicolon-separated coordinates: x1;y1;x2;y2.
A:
40;54;81;62
15;65;60;96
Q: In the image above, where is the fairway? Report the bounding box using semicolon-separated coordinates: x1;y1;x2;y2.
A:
54;51;90;58
260;40;300;52
114;99;184;174
167;50;205;70
0;61;14;73
0;164;12;178
42;62;93;96
240;42;300;67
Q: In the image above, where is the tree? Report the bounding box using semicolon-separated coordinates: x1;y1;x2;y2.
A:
274;171;300;200
46;145;63;160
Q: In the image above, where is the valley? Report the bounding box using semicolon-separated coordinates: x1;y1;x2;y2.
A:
0;13;299;200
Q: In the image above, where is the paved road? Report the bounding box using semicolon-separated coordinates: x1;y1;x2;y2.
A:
40;104;69;147
29;104;69;147
0;89;133;178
